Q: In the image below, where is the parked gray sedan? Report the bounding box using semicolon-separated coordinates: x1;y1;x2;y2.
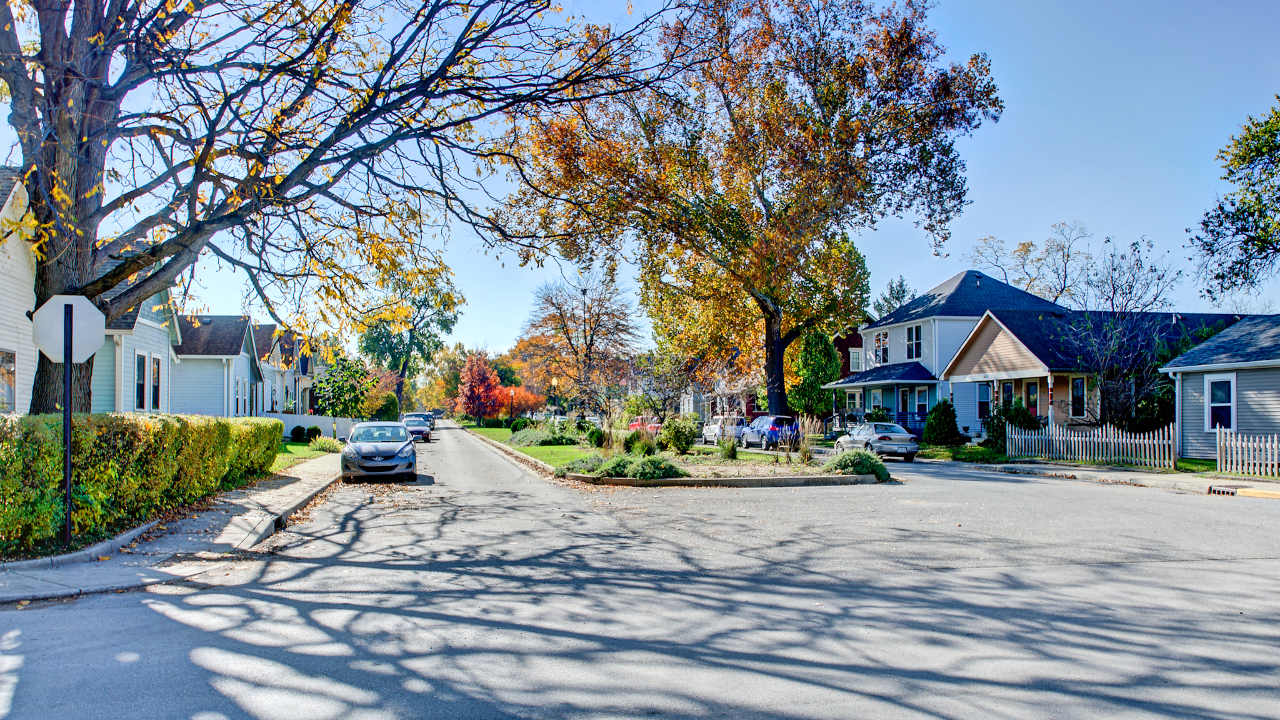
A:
341;422;418;481
701;415;745;444
835;422;919;462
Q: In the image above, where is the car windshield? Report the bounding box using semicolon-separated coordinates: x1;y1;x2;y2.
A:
403;419;426;426
874;423;909;434
350;425;408;443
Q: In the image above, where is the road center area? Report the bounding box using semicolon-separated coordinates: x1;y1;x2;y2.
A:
2;421;1277;719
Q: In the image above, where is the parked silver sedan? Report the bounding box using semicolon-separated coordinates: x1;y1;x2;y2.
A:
835;422;919;462
701;415;746;444
340;422;418;481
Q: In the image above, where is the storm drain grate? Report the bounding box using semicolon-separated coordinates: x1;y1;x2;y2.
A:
1209;485;1253;496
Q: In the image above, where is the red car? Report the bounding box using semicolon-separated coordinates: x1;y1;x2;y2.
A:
628;416;662;433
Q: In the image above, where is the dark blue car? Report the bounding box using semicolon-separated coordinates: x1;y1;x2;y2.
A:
739;415;800;450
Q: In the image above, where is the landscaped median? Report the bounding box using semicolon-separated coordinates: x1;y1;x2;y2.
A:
0;413;284;554
462;421;892;487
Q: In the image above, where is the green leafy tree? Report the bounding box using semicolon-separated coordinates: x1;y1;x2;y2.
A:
359;278;461;408
491;359;524;388
1192;97;1280;298
788;333;842;417
922;399;965;446
872;276;918;319
313;356;374;419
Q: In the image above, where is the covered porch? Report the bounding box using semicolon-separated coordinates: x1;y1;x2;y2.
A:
822;362;939;438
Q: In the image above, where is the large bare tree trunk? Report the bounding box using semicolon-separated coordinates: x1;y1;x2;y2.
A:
30;355;95;414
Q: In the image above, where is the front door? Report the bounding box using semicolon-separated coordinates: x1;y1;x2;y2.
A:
900;389;911;418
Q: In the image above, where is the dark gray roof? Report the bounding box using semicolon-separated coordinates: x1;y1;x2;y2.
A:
988;309;1245;373
0;167;21;210
1161;315;1280;369
864;270;1063;330
174;316;252;356
824;362;937;388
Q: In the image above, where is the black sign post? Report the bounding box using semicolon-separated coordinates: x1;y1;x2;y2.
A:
63;303;73;546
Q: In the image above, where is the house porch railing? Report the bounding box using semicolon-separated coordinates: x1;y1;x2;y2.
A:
1217;428;1280;477
1006;422;1175;469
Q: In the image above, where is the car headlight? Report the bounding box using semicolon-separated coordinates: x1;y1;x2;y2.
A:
397;444;414;458
342;445;358;459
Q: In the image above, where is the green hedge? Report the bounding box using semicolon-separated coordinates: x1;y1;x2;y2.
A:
0;414;282;551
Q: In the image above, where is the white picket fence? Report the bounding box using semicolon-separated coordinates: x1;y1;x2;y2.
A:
261;412;357;440
1217;428;1280;477
1006;422;1175;469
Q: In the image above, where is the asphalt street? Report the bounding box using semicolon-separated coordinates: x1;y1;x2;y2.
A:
1;422;1278;719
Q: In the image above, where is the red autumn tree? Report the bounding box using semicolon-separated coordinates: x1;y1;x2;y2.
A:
459;352;503;420
501;386;547;419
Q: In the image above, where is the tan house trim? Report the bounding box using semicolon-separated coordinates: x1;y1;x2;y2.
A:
941;312;1048;382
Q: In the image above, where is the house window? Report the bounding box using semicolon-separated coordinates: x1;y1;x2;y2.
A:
151;356;161;411
906;325;922;360
1026;381;1038;416
1001;381;1014;406
874;332;889;364
1071;377;1086;418
870;389;883;409
916;387;928;415
1205;373;1235;431
848;349;861;372
846;390;863;411
978;384;990;419
0;350;15;413
135;354;147;410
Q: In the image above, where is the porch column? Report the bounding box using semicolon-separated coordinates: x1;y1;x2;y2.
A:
1046;374;1054;426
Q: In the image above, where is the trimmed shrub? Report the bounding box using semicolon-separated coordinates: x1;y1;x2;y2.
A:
980;399;1040;451
864;407;890;423
0;414;283;551
290;425;307;442
510;418;531;433
309;436;344;453
629;456;688;480
822;449;890;482
922;399;965;446
623;429;656;456
557;454;606;477
586;427;605;448
596;456;637;478
658;416;697;455
305;425;323;441
509;429;577;447
373;394;399;421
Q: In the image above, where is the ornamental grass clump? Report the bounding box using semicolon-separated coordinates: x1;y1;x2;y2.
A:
556;454;606;478
717;436;738;460
508;428;577;447
309;436;344;453
822;450;890;482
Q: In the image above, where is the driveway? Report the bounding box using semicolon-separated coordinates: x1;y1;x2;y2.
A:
0;421;1277;719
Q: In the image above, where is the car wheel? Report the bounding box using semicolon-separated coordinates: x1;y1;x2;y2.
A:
864;443;875;454
903;453;916;462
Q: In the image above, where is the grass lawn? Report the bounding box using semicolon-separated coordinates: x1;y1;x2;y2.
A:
1176;457;1217;474
917;444;1008;464
270;441;331;474
518;445;597;466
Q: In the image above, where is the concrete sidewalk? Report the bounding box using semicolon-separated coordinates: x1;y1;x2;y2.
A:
949;459;1220;494
0;453;341;603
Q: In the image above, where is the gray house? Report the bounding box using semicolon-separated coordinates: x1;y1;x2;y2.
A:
171;315;264;417
1161;315;1280;459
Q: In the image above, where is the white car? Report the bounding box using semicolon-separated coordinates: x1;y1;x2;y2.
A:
701;415;746;444
835;422;919;462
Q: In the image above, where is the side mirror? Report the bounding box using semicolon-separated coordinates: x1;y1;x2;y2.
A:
338;437;347;443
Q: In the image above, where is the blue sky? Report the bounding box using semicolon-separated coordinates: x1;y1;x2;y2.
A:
190;0;1280;350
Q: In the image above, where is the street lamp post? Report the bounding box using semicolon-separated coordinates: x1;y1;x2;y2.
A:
509;387;515;426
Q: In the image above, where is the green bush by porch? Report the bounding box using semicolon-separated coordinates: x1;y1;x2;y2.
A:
0;414;282;551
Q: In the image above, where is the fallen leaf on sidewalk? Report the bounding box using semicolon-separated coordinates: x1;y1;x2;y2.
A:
97;556;111;561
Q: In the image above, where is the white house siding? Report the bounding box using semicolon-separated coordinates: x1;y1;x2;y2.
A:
0;186;37;414
89;337;118;413
171;358;229;416
126;322;174;414
1181;368;1280;460
232;350;254;416
935;319;980;371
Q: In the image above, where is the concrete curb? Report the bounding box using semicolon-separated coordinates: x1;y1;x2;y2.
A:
0;520;161;572
462;426;557;476
227;470;342;550
960;463;1216;494
566;473;882;488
